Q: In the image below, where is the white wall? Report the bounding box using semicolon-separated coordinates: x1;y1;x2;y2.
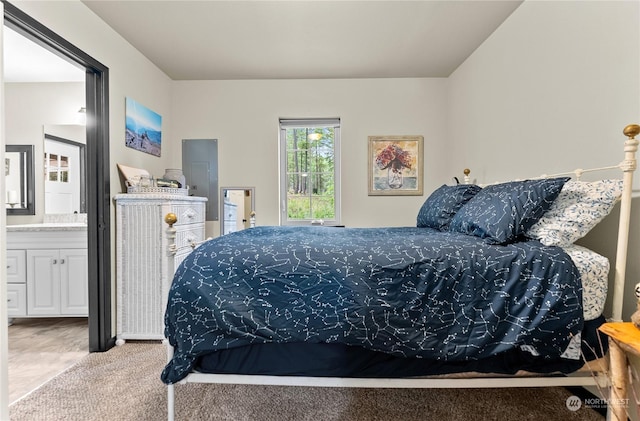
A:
171;78;448;237
448;0;639;183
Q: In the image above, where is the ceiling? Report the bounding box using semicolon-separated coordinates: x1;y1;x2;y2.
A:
3;26;84;83
3;1;523;83
79;0;523;81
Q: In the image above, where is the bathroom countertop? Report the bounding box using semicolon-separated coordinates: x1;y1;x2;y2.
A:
6;223;87;232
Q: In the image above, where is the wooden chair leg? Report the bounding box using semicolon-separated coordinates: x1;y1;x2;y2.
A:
609;338;629;421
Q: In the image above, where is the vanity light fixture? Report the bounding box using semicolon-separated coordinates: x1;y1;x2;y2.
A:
77;107;86;125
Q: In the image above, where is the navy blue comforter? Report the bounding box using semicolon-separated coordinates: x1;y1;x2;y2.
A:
161;226;582;384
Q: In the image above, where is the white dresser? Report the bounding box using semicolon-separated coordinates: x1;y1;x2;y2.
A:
114;193;207;343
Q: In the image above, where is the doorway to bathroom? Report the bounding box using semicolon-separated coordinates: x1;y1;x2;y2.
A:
4;2;112;352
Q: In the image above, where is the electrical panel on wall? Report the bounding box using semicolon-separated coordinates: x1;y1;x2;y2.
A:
182;139;219;221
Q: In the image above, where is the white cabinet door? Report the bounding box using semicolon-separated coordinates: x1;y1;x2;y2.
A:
60;248;88;315
6;250;26;284
26;248;88;317
7;250;27;316
27;249;61;315
7;284;26;317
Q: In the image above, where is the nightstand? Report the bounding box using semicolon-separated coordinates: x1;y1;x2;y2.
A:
598;322;637;421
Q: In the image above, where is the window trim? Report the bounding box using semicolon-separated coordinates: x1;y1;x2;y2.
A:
279;118;341;226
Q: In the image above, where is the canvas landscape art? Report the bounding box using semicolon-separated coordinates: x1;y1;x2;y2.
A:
125;97;162;157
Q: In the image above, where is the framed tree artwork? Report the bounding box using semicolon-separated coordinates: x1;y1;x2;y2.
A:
368;135;423;196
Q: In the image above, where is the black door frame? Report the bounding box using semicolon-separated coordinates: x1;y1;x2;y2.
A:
3;1;113;351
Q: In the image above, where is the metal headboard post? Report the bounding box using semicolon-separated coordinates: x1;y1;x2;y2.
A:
163;212;178;421
611;124;639;321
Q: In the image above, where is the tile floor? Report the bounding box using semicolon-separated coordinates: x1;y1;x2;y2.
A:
8;317;88;404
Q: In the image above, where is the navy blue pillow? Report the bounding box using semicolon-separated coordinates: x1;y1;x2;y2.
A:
448;177;570;244
416;184;482;230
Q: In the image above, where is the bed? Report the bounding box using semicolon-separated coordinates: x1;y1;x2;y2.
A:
161;124;639;421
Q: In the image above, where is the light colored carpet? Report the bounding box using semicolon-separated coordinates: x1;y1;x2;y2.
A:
9;342;606;421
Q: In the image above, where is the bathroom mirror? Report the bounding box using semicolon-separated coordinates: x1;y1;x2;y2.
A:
220;187;255;235
6;145;35;215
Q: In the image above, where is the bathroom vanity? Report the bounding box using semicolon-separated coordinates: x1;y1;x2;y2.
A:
6;223;88;318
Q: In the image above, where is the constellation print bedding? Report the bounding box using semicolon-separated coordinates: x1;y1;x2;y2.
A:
162;176;622;384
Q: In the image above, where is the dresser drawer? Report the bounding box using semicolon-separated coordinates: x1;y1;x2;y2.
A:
7;283;27;316
7;249;26;284
174;223;206;253
171;203;205;226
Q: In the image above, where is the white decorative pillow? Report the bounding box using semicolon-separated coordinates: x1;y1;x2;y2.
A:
526;179;623;246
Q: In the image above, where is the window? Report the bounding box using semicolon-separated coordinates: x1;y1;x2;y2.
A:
279;118;341;225
45;152;70;183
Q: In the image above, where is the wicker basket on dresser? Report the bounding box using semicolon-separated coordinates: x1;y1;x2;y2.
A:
114;192;207;344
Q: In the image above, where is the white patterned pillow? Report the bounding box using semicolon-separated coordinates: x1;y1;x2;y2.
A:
562;244;609;321
526;179;623;246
